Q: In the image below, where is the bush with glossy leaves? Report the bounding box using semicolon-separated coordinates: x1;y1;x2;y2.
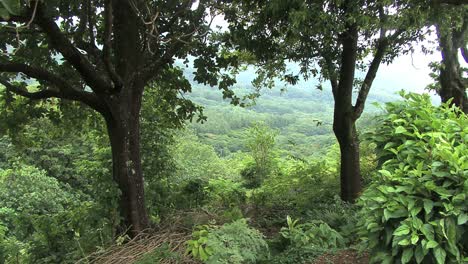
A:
359;92;467;264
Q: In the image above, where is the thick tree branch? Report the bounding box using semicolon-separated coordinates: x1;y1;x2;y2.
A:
0;78;59;99
32;2;112;94
353;38;389;118
353;25;404;119
103;0;123;89
0;61;73;88
335;23;358;104
0;61;106;112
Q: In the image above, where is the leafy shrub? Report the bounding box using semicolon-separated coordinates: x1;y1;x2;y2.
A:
187;219;269;263
0;164;115;263
240;161;264;189
242;123;279;188
305;196;359;242
359;92;468;264
269;216;344;264
186;225;212;261
206;178;246;208
252;156;338;209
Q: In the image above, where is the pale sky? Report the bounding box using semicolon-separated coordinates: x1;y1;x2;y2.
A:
208;13;467;103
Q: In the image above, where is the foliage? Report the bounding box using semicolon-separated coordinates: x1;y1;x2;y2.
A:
251;155;338;209
0;164;115;263
206;178;246;209
270;216;345;264
172;131;235;183
304;196;359;241
359;92;468;264
187;219;269;264
186;225;213;262
242;123;279;188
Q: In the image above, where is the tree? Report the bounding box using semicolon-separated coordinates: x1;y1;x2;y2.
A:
0;0;237;236
242;123;277;188
430;3;467;113
222;0;426;202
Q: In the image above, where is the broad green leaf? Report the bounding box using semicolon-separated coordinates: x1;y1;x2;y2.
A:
425;240;438;249
379;170;392;178
393;224;410;236
395;126;408;134
398;239;410;246
423;200;433;216
414;244;426;264
457;213;468;225
401;248;413;264
0;0;20;15
433;246;446;264
452;193;465;203
199;246;209;261
421;224;434;240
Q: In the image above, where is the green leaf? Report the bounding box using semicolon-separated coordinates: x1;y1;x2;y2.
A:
457;213;468;225
198;246;209;261
395;126;408;134
401;248;413;264
0;0;20;15
398;239;410;246
414;244;426;264
379;170;392;178
452;193;465;203
421;224;434;240
425;240;438;249
433;246;446;264
384;142;397;150
411;234;419;245
393;224;410;236
423;200;433;215
384;208;407;220
0;7;9;19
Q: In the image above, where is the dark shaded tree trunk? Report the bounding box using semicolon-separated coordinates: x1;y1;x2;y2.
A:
103;0;150;236
332;24;362;203
104;85;149;236
436;25;468;113
333;113;362;202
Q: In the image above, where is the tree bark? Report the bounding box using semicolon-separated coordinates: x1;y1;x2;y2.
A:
437;25;468;113
332;23;362;203
333;115;361;202
104;87;149;237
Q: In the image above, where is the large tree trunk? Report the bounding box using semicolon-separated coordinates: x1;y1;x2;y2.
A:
104;88;149;237
332;22;362;203
333;113;361;202
437;25;468;113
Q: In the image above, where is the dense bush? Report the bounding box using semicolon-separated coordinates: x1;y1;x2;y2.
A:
206;178;246;209
241;123;279;189
187;219;269;263
359;92;467;264
0;164;115;263
269;216;344;263
252;156;339;209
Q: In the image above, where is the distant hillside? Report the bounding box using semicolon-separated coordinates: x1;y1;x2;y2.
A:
182;65;437;158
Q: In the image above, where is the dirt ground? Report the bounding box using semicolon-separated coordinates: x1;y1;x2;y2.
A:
313;249;369;264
